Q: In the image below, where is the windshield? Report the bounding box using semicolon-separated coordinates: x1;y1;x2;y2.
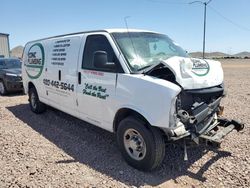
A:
0;59;21;69
112;32;188;72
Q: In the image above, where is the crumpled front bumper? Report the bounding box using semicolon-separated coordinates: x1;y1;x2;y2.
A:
168;95;244;147
166;82;244;148
170;117;244;147
198;118;244;146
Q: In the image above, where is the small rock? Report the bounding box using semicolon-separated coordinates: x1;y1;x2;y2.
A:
29;171;36;175
119;170;124;175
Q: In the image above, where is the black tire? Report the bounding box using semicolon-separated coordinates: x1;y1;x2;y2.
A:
28;87;46;114
117;116;165;171
0;80;7;95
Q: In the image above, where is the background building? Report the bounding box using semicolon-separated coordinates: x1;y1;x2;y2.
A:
0;33;10;58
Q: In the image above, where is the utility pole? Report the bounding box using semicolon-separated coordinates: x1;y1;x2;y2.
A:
190;0;212;59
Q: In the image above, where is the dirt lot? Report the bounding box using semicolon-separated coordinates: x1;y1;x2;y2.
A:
0;59;249;188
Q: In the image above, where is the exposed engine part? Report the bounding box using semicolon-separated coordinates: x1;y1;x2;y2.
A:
178;84;224;114
173;122;187;136
189;116;197;124
161;128;175;139
147;67;176;83
177;110;189;124
177;110;198;126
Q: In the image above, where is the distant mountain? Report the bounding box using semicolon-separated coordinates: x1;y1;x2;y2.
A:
234;51;250;58
189;51;250;58
189;52;203;58
10;46;24;58
189;52;230;58
209;52;231;57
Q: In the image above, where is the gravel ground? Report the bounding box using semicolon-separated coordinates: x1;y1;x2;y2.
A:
0;59;249;188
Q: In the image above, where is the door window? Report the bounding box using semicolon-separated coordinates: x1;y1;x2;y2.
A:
82;35;123;73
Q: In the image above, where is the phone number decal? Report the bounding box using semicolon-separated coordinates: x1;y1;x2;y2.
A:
43;79;74;92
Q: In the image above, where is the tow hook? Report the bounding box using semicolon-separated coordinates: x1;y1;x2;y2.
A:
218;118;244;131
231;120;245;131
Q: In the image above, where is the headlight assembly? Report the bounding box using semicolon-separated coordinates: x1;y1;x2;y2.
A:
5;73;18;77
5;73;21;81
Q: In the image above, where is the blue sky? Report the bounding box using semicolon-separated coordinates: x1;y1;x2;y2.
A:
1;0;250;54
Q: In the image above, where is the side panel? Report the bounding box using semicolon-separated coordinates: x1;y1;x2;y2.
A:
114;74;181;129
76;33;118;131
22;41;47;99
77;70;117;129
43;35;83;113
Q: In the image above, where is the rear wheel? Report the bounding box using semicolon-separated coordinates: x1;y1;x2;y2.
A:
0;81;7;95
28;87;46;113
117;116;165;171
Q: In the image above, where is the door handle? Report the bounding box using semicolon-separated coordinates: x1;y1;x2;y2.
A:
58;70;61;81
78;72;81;84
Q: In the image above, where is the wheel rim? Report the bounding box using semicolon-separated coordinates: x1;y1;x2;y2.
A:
0;82;4;94
123;128;146;161
30;92;37;109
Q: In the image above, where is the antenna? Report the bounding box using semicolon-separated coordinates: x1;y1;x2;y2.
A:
124;16;130;31
123;16;139;63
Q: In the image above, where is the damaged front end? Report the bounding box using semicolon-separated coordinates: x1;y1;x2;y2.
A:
169;84;244;148
144;56;244;154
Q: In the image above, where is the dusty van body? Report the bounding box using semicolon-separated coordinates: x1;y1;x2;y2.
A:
22;29;244;171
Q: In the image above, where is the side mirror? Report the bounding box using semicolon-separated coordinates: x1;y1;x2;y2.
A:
93;51;116;70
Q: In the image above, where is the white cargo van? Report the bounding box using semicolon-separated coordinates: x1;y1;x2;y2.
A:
22;29;244;171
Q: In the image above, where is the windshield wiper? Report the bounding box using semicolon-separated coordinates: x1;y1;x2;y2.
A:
137;65;152;71
138;61;165;75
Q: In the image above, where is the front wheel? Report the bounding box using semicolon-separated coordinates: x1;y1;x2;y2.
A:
117;116;166;171
0;81;7;95
28;87;46;114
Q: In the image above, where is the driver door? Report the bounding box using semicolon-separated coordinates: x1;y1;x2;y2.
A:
76;34;123;129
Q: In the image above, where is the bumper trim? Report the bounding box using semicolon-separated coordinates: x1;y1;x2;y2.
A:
199;118;244;144
5;81;23;92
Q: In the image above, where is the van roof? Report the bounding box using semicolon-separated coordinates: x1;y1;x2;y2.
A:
26;28;159;44
105;28;158;33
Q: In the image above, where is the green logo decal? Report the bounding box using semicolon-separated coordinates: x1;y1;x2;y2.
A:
26;43;45;79
191;59;210;76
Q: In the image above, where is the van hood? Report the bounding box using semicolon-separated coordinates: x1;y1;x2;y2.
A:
160;56;223;90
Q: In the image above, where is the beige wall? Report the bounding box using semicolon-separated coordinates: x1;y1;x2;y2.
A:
0;34;9;58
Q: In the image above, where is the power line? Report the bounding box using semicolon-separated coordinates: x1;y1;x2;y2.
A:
145;0;187;4
208;5;250;32
189;0;213;59
143;0;250;33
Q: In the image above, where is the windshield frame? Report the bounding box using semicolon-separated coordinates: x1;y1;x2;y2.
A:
111;32;188;73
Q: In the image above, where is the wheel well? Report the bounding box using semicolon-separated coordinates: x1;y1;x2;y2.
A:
113;108;150;132
0;78;5;86
28;82;35;93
